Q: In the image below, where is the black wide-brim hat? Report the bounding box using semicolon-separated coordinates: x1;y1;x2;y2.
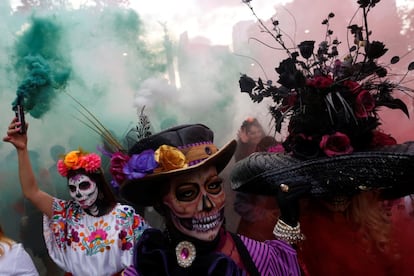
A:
231;142;414;199
121;124;237;206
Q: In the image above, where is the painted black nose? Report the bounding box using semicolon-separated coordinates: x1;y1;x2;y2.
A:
202;195;213;211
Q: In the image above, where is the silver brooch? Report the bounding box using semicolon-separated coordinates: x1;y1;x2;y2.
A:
175;240;196;268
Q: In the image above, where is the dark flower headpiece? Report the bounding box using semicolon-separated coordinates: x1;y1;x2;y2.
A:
239;0;413;160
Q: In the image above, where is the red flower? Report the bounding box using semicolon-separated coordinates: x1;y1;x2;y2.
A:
343;80;361;94
354;90;375;118
370;130;397;148
121;241;133;250
133;215;141;228
320;132;354;157
281;93;298;112
110;152;130;185
306;75;334;89
82;153;101;173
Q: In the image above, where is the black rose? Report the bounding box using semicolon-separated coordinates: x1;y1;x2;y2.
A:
298;40;315;59
376;66;387;78
357;0;370;7
276;58;305;89
357;0;380;8
239;74;256;93
365;41;388;60
284;134;321;160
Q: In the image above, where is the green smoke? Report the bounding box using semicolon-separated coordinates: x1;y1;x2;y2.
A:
13;15;71;118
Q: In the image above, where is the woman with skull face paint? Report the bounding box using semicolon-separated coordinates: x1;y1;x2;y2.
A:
113;124;301;276
3;118;149;276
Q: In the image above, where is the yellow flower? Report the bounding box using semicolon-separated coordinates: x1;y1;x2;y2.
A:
64;150;82;169
155;145;188;171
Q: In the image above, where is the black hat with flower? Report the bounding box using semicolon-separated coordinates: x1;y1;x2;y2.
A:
109;124;237;206
233;0;414;199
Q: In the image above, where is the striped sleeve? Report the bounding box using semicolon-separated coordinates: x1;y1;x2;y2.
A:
240;235;301;276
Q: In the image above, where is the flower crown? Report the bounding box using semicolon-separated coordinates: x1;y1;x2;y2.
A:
110;145;189;188
239;0;413;159
57;149;102;177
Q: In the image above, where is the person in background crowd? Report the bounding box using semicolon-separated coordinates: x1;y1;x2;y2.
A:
234;117;265;162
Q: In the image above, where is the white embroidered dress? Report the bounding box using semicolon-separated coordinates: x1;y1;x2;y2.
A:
43;198;148;276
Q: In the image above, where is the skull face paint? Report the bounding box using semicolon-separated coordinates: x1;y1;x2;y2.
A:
68;174;98;210
162;165;225;241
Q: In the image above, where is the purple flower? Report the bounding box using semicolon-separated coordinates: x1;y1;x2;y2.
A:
67;229;80;246
119;230;133;251
119;230;127;239
121;241;133;250
123;149;158;179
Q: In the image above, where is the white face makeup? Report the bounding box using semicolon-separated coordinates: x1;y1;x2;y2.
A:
162;165;225;241
68;174;99;212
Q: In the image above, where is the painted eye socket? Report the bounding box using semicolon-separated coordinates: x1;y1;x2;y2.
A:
68;185;77;193
176;184;199;202
79;181;91;190
206;179;222;194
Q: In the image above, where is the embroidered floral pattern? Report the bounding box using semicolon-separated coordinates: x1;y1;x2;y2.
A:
48;199;147;256
67;229;80;246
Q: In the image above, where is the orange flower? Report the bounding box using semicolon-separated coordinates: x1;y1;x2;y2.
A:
64;150;82;169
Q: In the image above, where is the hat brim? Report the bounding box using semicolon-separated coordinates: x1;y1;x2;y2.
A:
121;140;237;206
231;142;414;199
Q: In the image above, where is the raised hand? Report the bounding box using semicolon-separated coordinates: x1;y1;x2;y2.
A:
237;126;249;143
3;117;28;150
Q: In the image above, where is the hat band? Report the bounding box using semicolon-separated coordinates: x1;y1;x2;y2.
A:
180;142;218;166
